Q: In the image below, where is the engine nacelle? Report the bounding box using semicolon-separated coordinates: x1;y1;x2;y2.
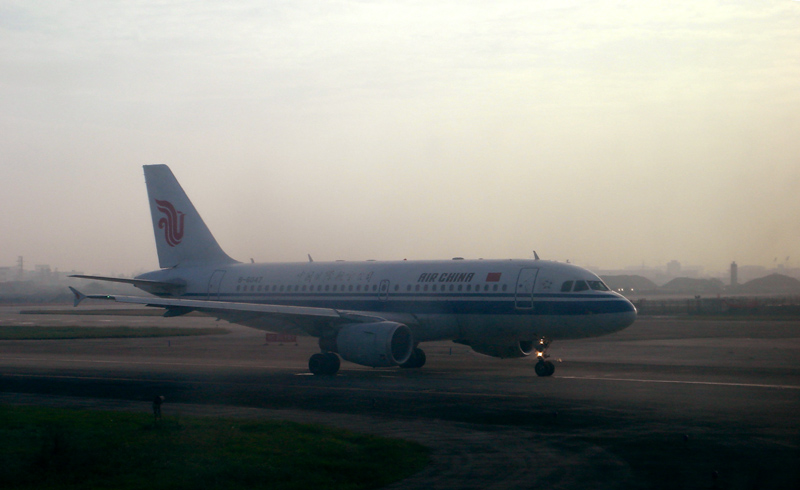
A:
464;339;535;359
336;322;414;368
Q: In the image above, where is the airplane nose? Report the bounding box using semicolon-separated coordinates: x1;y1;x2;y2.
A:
604;294;637;333
619;298;637;328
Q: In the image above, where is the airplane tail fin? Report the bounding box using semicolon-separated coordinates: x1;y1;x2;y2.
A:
143;165;237;268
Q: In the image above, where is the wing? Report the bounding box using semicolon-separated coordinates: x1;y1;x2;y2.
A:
68;287;385;335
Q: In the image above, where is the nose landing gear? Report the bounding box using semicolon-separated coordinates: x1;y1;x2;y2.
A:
534;338;555;377
535;359;555;376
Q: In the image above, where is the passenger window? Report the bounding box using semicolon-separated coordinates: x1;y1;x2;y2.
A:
466;285;471;291
493;284;498;291
424;285;428;291
561;281;573;292
573;280;589;292
458;285;463;291
415;284;420;292
325;285;330;291
502;284;507;292
236;285;240;291
432;285;437;292
450;284;454;291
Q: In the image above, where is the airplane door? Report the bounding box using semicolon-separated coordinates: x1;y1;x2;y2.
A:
515;268;539;309
379;280;390;301
207;270;226;300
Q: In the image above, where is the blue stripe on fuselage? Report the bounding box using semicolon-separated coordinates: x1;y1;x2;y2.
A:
181;292;634;316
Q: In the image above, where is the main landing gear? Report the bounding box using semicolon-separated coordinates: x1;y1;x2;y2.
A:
308;347;427;375
534;338;555;377
400;347;426;369
309;352;340;376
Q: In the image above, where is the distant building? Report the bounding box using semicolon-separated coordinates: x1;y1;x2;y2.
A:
738;265;767;283
730;261;738;286
666;260;681;277
35;264;55;283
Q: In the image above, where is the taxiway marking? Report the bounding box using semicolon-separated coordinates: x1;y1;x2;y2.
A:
558;376;800;390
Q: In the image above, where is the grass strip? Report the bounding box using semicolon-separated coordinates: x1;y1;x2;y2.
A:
0;405;429;490
0;326;230;340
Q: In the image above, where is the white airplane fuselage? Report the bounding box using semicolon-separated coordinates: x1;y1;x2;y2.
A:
138;258;636;343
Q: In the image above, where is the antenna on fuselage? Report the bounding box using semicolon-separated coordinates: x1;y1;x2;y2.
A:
533;251;540;260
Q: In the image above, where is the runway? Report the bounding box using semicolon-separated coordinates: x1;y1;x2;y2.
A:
1;306;798;489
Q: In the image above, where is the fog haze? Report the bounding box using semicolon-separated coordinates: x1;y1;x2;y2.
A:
2;1;799;276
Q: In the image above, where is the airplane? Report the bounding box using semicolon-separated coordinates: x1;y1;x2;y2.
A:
70;164;637;376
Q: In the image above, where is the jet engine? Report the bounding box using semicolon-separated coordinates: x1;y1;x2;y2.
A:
463;339;535;359
335;322;414;368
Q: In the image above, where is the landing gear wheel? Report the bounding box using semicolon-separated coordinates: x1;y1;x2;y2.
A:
535;360;555;377
324;352;340;374
309;352;340;375
400;348;426;369
309;353;326;375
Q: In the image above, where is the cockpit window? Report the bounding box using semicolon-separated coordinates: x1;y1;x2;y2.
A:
588;280;609;291
560;281;573;292
573;280;589;292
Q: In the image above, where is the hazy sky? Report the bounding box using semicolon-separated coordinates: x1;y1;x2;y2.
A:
2;1;799;276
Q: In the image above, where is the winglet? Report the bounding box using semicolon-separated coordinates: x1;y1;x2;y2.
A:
69;287;87;307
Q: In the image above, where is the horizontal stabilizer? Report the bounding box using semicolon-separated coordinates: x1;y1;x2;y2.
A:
69;275;186;295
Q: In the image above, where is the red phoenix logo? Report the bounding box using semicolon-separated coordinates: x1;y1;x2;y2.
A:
155;200;185;247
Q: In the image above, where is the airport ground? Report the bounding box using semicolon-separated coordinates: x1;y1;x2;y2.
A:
0;306;798;489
